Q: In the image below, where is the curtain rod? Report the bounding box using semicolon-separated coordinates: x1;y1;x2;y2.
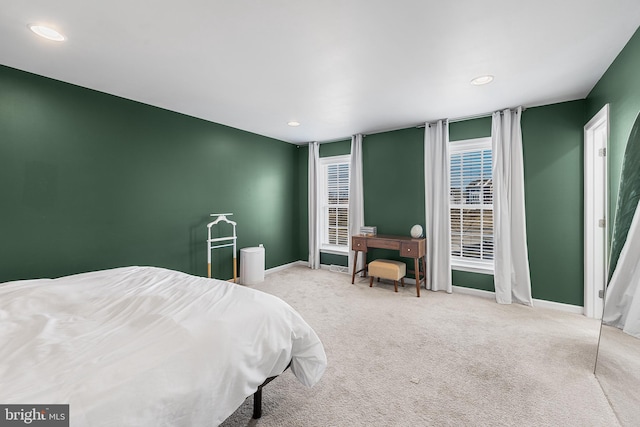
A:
365;106;525;134
300;136;353;146
297;106;526;145
418;106;526;128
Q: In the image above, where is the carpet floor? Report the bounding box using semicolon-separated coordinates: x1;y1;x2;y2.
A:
221;266;619;427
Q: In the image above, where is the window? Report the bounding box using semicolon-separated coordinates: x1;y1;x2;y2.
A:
449;138;493;273
319;155;350;254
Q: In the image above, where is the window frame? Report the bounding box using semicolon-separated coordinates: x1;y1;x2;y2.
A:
449;137;494;275
318;154;351;255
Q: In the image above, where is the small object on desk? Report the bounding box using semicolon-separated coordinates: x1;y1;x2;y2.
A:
410;224;423;238
360;225;377;236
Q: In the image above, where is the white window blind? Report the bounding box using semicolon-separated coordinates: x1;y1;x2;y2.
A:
450;138;493;271
320;155;350;252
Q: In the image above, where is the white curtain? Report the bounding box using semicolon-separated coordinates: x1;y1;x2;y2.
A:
603;200;640;338
308;141;321;269
492;107;533;305
424;120;452;293
349;134;365;274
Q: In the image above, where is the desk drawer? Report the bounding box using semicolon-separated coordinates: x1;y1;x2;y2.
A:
400;241;420;257
352;237;368;252
368;238;400;250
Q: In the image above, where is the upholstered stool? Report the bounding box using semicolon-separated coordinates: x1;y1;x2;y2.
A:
368;259;406;293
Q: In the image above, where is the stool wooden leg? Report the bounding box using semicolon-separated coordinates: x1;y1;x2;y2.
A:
369;276;374;287
401;277;405;287
394;280;398;292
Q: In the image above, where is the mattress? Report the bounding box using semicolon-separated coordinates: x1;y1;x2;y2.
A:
0;266;326;426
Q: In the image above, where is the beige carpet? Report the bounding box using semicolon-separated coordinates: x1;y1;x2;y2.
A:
221;266;619;427
595;325;640;426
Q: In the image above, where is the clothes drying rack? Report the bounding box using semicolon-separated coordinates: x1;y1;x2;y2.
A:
207;213;237;282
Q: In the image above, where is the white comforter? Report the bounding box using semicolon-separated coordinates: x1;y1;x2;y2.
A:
0;266;326;426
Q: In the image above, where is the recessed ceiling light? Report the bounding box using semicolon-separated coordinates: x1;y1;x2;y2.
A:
29;24;66;42
470;75;494;86
288;121;300;127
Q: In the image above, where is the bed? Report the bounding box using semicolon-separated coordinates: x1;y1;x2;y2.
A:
0;266;327;426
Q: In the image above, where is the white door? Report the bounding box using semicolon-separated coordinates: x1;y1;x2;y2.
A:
584;104;609;319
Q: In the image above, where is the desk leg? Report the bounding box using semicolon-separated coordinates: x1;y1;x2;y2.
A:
414;258;421;297
362;251;367;278
422;256;427;289
351;251;358;284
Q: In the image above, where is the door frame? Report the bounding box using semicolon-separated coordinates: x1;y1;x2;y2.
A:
584;104;609;319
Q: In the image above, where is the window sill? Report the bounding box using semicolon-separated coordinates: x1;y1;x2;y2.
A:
451;259;494;275
320;246;349;256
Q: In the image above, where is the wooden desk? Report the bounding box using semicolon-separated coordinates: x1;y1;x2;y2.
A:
351;234;427;297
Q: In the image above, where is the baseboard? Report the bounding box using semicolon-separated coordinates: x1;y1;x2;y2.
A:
532;298;584;314
235;260;306;284
451;285;494;299
265;260;308;275
265;261;585;315
450;288;584;314
252;260;349;276
267;260;349;274
452;285;584;314
369;276;584;314
320;264;350;274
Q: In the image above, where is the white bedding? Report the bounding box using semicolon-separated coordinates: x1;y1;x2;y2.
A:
0;266;326;426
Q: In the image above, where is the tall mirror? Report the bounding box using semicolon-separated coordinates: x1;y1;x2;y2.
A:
595;111;640;426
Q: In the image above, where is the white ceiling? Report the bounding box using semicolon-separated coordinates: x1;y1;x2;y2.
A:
1;1;640;144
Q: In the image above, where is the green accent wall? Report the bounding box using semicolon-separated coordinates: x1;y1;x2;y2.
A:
521;100;587;305
320;139;350;157
297;145;309;261
450;117;492;140
361;128;425;265
0;65;299;283
452;271;494;292
363;128;425;234
587;26;640;273
320;253;349;267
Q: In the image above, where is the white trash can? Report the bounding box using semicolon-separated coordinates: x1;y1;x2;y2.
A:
240;244;265;285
